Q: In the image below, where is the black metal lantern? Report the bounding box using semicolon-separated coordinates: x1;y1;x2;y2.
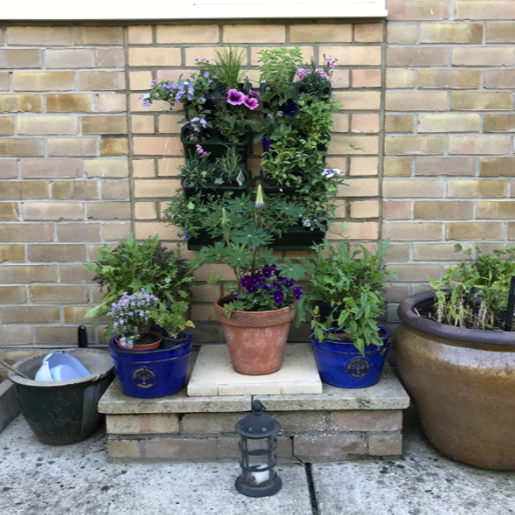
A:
235;399;282;498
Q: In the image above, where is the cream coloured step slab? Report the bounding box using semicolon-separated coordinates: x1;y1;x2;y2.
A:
187;344;323;396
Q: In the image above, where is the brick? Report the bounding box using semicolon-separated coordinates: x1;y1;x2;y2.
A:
414;201;473;220
155;24;218;43
46;94;94;112
18;115;78;135
0;117;14;135
453;47;514;67
134;179;180;198
51;181;97;200
85;159;129;178
331;69;350;89
133;137;182;156
290;23;352;43
0;245;25;262
446;222;504;241
330;411;401;432
0;181;48;200
0;95;42;113
385;136;445;156
481;158;515;177
0;49;41;69
384;158;412;177
414;243;472;261
387;47;448;67
223;23;284;43
74;27;124;45
487;23;515;43
329;135;378;155
60;264;95;283
352;69;382;88
57;223;100;242
350;200;379;219
135;159;156;177
130;94;169;113
369;433;403;456
1;306;59;324
388;1;449;21
389;263;441;281
351;114;379;134
145;437;217;460
416;157;476;177
35;325;94;345
451;92;512;111
333;91;381;111
384;179;443;198
0;264;56;283
448;179;507;198
0;286;26;304
6;26;71;46
64;306;105;324
0;202;19;220
96;48;125;68
129;48;181;67
135;202;157;220
354;23;384;43
0;161;18;179
48;138;96;157
387;92;447;112
129;71;153;90
87;202;130;220
134;222;181;240
79;72;125;91
294;433;366;461
191;304;217;321
158;115;183;134
455;1;515;21
329;221;379;240
46;49;95;69
103;223;131;240
386;70;415;89
97;93;127;113
107;414;179;435
128;26;153;44
386;115;413;133
24;202;83;221
102;181;130;200
13;72;75;91
100;139;128;155
420;23;482;43
383;222;442;241
21;159;82;179
484;115;515;133
82;115;127;135
418;114;480;133
320;46;382;66
339;178;379;197
349;157;378;177
0;73;8;92
30;285;88;303
418;69;481;90
484;70;515;89
383;201;411;220
387;24;417;44
0;138;45;157
449;136;510;156
477;202;515;219
182;412;242;434
28;244;86;262
191;284;221;303
107;439;141;459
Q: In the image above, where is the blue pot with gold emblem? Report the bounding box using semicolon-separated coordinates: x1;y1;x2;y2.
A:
109;334;192;398
310;328;390;388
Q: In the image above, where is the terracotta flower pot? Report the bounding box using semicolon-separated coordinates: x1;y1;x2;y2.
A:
214;298;295;375
396;291;515;471
115;331;162;351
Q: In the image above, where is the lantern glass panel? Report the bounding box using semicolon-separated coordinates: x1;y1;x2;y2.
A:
245;437;276;485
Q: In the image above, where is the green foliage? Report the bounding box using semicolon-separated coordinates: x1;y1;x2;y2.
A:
150;302;195;339
297;93;340;148
214;101;249;143
215;146;244;185
214;46;246;91
179;152;212;188
300;240;395;355
297;57;336;97
429;245;515;329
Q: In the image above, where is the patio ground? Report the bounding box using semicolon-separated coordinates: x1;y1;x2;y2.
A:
0;415;514;515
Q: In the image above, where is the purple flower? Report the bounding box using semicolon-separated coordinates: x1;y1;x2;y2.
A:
273;291;285;305
203;71;210;78
241;276;252;289
283;102;298;117
298;70;306;81
227;89;244;106
246;286;257;294
242;95;259;110
261;136;272;152
249;89;260;99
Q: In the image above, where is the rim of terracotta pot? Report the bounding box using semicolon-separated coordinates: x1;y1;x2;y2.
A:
115;331;162;350
398;291;515;348
214;297;296;327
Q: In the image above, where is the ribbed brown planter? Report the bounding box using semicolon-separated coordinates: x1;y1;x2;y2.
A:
396;291;515;471
214;298;295;375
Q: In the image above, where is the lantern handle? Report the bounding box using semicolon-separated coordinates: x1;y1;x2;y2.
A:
252;399;265;414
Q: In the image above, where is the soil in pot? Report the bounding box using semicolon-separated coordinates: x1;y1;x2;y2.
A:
214;297;295;375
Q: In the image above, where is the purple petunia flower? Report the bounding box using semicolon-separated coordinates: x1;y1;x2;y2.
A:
261;136;272;152
227;89;244;106
242;95;259;110
283;102;298;117
249;89;260;99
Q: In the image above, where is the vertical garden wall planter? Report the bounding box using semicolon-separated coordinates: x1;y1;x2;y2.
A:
311;328;391;388
268;225;325;251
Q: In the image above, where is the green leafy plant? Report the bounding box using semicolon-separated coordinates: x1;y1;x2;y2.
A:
429;245;515;330
213;45;246;91
297;57;338;97
214;101;250;143
179;147;213;188
215;146;245;186
150;302;195;339
300;240;396;355
297;93;340;148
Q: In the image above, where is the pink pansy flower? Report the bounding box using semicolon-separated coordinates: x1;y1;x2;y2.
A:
243;95;259;110
227;89;244;105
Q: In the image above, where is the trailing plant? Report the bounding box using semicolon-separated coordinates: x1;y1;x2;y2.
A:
108;290;159;349
150;302;195;339
428;245;515;330
300;240;395;354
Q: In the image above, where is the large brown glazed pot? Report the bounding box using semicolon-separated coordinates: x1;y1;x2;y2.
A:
396;291;515;471
214;297;295;375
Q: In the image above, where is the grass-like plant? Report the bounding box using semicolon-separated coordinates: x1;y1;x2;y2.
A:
214;45;246;91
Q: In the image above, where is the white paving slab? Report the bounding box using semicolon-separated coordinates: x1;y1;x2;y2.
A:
187;344;323;396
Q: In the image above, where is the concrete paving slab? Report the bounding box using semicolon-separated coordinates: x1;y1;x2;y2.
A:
0;416;312;515
313;423;515;515
188;344;322;396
